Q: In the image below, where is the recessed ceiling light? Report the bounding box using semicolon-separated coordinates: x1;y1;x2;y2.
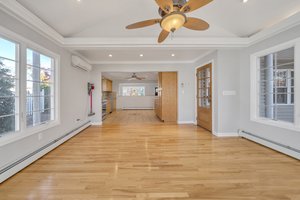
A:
242;0;248;3
171;54;175;57
140;54;144;57
109;54;113;57
77;0;81;2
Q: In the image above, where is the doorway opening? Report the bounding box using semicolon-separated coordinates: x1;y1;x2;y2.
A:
101;72;161;125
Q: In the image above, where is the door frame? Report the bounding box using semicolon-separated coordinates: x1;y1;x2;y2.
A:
194;60;215;134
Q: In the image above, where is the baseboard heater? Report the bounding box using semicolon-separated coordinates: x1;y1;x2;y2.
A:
239;130;300;160
0;121;91;182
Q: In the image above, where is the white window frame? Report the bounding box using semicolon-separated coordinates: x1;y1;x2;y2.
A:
0;35;21;135
250;39;300;131
0;26;60;146
23;45;60;135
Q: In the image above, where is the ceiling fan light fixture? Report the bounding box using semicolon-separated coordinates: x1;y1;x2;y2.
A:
160;12;187;32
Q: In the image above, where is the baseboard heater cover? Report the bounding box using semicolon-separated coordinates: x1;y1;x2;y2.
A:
0;121;91;183
239;130;300;160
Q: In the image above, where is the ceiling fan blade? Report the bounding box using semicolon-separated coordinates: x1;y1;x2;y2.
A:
184;17;209;30
180;0;213;13
155;0;174;13
158;30;170;43
126;19;160;29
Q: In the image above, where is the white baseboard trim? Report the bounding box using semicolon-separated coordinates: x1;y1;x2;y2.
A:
91;121;102;126
177;121;195;125
213;132;239;137
0;122;91;183
239;131;300;160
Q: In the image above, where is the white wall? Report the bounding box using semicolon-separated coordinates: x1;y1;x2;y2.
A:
113;81;157;96
117;96;156;109
240;24;300;150
193;50;240;136
0;11;90;169
90;63;195;124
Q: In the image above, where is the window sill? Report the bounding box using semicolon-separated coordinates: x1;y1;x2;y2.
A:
0;120;60;147
251;117;300;132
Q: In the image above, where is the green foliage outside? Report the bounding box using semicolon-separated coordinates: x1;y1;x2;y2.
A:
0;60;16;135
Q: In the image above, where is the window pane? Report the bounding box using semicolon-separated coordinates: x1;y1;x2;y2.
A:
0;38;16;61
275;70;287;87
0;77;16;97
276;94;287;104
0;115;16;135
26;109;54;127
258;47;294;123
26;49;55;128
40;55;53;70
122;86;145;96
0;37;18;136
0;59;16;77
0;97;16;115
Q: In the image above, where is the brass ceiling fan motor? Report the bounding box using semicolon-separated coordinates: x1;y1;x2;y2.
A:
126;0;213;43
158;0;187;17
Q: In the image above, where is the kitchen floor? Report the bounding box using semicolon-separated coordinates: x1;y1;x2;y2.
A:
104;110;162;125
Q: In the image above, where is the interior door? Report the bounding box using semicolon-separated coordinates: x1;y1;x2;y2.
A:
197;63;212;132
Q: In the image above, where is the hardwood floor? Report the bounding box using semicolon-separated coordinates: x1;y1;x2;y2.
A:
104;109;162;124
0;123;300;200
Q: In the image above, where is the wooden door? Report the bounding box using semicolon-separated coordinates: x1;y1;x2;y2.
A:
161;72;177;122
197;64;212;131
156;72;163;119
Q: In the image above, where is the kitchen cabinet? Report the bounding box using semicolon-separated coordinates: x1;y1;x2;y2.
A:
102;78;112;92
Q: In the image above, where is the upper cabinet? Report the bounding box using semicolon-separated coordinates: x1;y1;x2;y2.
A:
102;78;113;92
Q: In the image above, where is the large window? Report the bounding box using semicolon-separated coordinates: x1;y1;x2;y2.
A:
26;49;55;127
251;41;300;131
0;30;59;142
258;47;294;123
0;37;19;135
122;86;145;96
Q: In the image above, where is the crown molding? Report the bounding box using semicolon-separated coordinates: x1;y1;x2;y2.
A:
63;37;249;48
0;0;64;45
248;11;300;46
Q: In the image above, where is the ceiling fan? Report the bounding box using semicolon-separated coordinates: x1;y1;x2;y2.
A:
126;73;146;80
126;0;213;43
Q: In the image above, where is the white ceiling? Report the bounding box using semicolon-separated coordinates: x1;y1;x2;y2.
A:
16;0;300;38
102;72;158;81
13;0;300;63
77;48;211;63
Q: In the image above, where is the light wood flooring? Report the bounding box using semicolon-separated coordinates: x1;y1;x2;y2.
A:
0;123;300;199
104;109;162;124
